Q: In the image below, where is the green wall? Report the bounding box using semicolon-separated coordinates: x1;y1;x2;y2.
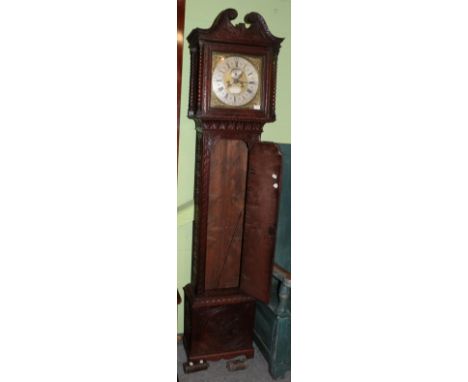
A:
177;0;291;332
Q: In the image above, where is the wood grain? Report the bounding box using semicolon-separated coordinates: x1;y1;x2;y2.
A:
240;142;282;303
205;139;248;290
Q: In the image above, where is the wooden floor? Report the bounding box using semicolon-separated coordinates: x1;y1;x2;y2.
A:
177;342;291;382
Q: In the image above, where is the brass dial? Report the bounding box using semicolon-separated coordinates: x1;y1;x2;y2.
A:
211;55;261;108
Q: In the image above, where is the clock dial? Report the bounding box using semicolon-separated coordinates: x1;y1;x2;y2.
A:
211;55;262;108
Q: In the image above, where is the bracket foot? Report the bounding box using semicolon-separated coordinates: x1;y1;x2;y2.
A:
226;356;248;371
183;360;209;373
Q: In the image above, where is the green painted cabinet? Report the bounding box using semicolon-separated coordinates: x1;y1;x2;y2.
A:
254;144;291;379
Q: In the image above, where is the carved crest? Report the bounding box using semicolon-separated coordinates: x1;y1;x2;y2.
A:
187;8;283;50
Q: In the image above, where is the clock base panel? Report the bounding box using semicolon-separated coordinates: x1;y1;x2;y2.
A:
183;284;256;362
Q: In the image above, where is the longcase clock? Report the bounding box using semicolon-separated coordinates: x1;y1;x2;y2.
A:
183;8;284;364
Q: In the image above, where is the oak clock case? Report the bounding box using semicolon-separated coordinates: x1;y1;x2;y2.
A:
183;9;284;364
